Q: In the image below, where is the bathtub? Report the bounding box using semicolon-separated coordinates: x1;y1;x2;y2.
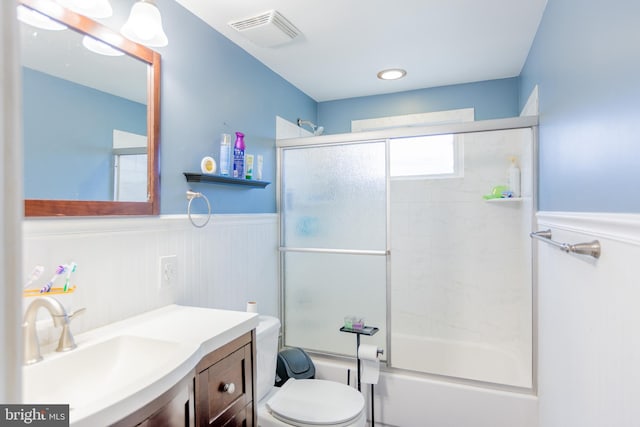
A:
391;333;531;389
312;355;537;427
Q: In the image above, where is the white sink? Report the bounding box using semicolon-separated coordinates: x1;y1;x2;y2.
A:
20;305;258;426
23;335;181;410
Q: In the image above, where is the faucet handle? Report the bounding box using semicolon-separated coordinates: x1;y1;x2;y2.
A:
69;307;86;320
55;307;85;353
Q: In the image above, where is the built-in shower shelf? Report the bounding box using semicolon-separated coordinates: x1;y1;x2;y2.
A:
484;197;526;203
183;172;270;188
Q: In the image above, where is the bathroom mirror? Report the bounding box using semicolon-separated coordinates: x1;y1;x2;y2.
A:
20;0;160;216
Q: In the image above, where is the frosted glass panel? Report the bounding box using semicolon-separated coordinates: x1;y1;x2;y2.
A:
280;126;533;389
283;252;387;357
282;142;386;250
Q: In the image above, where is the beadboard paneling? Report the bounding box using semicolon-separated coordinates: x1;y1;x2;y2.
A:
536;212;640;427
22;214;279;341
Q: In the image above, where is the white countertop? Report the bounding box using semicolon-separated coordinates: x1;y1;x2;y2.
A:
22;304;259;427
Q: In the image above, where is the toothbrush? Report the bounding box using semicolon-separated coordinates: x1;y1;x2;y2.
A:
40;265;66;293
63;262;77;292
23;265;44;289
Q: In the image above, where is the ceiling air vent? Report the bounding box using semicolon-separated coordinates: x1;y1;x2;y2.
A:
229;10;300;47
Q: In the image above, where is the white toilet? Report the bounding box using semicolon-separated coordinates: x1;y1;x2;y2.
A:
256;315;366;427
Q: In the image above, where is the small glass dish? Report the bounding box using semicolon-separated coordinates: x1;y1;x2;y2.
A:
352;317;365;330
344;316;355;329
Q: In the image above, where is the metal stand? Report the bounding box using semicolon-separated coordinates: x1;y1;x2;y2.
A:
340;325;379;426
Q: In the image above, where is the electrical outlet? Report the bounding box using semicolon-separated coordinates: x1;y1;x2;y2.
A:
159;255;177;289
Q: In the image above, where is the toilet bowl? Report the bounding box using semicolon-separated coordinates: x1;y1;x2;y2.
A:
256;316;366;427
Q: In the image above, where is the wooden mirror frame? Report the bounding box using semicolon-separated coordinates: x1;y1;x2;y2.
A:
20;0;160;217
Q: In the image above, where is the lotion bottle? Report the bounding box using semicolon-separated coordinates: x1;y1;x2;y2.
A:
245;154;254;179
219;133;231;176
507;156;521;198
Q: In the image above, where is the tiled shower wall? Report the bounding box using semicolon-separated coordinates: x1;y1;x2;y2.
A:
22;214;279;339
390;128;533;387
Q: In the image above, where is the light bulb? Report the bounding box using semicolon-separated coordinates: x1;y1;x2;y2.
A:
82;35;124;56
121;1;168;47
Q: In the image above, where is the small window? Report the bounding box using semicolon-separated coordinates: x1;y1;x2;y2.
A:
390;134;461;178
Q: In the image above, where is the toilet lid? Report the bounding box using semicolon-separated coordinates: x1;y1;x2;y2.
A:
266;379;364;426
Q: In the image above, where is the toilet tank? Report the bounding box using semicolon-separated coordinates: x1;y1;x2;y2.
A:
255;315;281;402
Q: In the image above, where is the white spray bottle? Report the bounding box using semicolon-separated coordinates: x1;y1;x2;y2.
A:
507;156;521;198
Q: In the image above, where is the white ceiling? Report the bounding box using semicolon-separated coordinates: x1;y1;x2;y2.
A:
175;0;548;102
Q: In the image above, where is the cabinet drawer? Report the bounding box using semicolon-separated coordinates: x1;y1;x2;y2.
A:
216;403;253;427
195;332;254;427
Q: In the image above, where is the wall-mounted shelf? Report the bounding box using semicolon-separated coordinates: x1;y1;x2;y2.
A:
484;197;526;203
183;172;270;188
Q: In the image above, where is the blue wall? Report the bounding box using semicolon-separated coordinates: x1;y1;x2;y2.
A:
29;0;561;214
156;0;316;214
318;77;520;134
23;67;146;200
520;0;640;212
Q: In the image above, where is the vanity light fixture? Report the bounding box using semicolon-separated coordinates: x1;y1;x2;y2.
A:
17;5;67;31
121;0;168;47
82;35;124;56
377;68;407;80
56;0;113;19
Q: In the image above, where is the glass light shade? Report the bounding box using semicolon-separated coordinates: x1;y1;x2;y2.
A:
121;1;168;47
56;0;113;19
17;5;67;31
82;35;124;56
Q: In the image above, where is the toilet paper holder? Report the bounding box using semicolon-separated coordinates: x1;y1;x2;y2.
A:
340;324;381;427
339;324;380;392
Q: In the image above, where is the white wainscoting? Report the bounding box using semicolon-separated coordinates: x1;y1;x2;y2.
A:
536;212;640;427
22;214;279;344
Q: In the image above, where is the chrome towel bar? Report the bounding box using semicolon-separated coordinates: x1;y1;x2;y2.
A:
530;229;601;259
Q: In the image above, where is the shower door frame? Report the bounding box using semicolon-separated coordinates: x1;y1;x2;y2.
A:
276;137;390;360
277;115;539;392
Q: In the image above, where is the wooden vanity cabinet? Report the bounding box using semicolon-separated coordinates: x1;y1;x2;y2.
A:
195;331;256;427
113;374;195;427
114;330;256;427
137;383;193;427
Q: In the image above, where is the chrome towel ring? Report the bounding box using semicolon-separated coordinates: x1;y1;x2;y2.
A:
186;190;211;228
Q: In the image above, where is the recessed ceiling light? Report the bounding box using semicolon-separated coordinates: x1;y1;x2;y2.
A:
377;68;407;80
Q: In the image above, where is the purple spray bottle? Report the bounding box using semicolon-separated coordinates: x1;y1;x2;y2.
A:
233;132;245;179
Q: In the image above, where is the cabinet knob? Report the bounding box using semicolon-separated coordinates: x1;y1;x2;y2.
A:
223;382;236;394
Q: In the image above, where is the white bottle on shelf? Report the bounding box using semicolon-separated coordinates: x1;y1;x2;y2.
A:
507;156;521;198
219;133;231;176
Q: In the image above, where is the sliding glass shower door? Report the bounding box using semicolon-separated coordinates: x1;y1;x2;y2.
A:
278;121;535;390
279;141;388;357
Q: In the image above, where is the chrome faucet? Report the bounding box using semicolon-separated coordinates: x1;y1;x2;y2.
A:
23;297;85;365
